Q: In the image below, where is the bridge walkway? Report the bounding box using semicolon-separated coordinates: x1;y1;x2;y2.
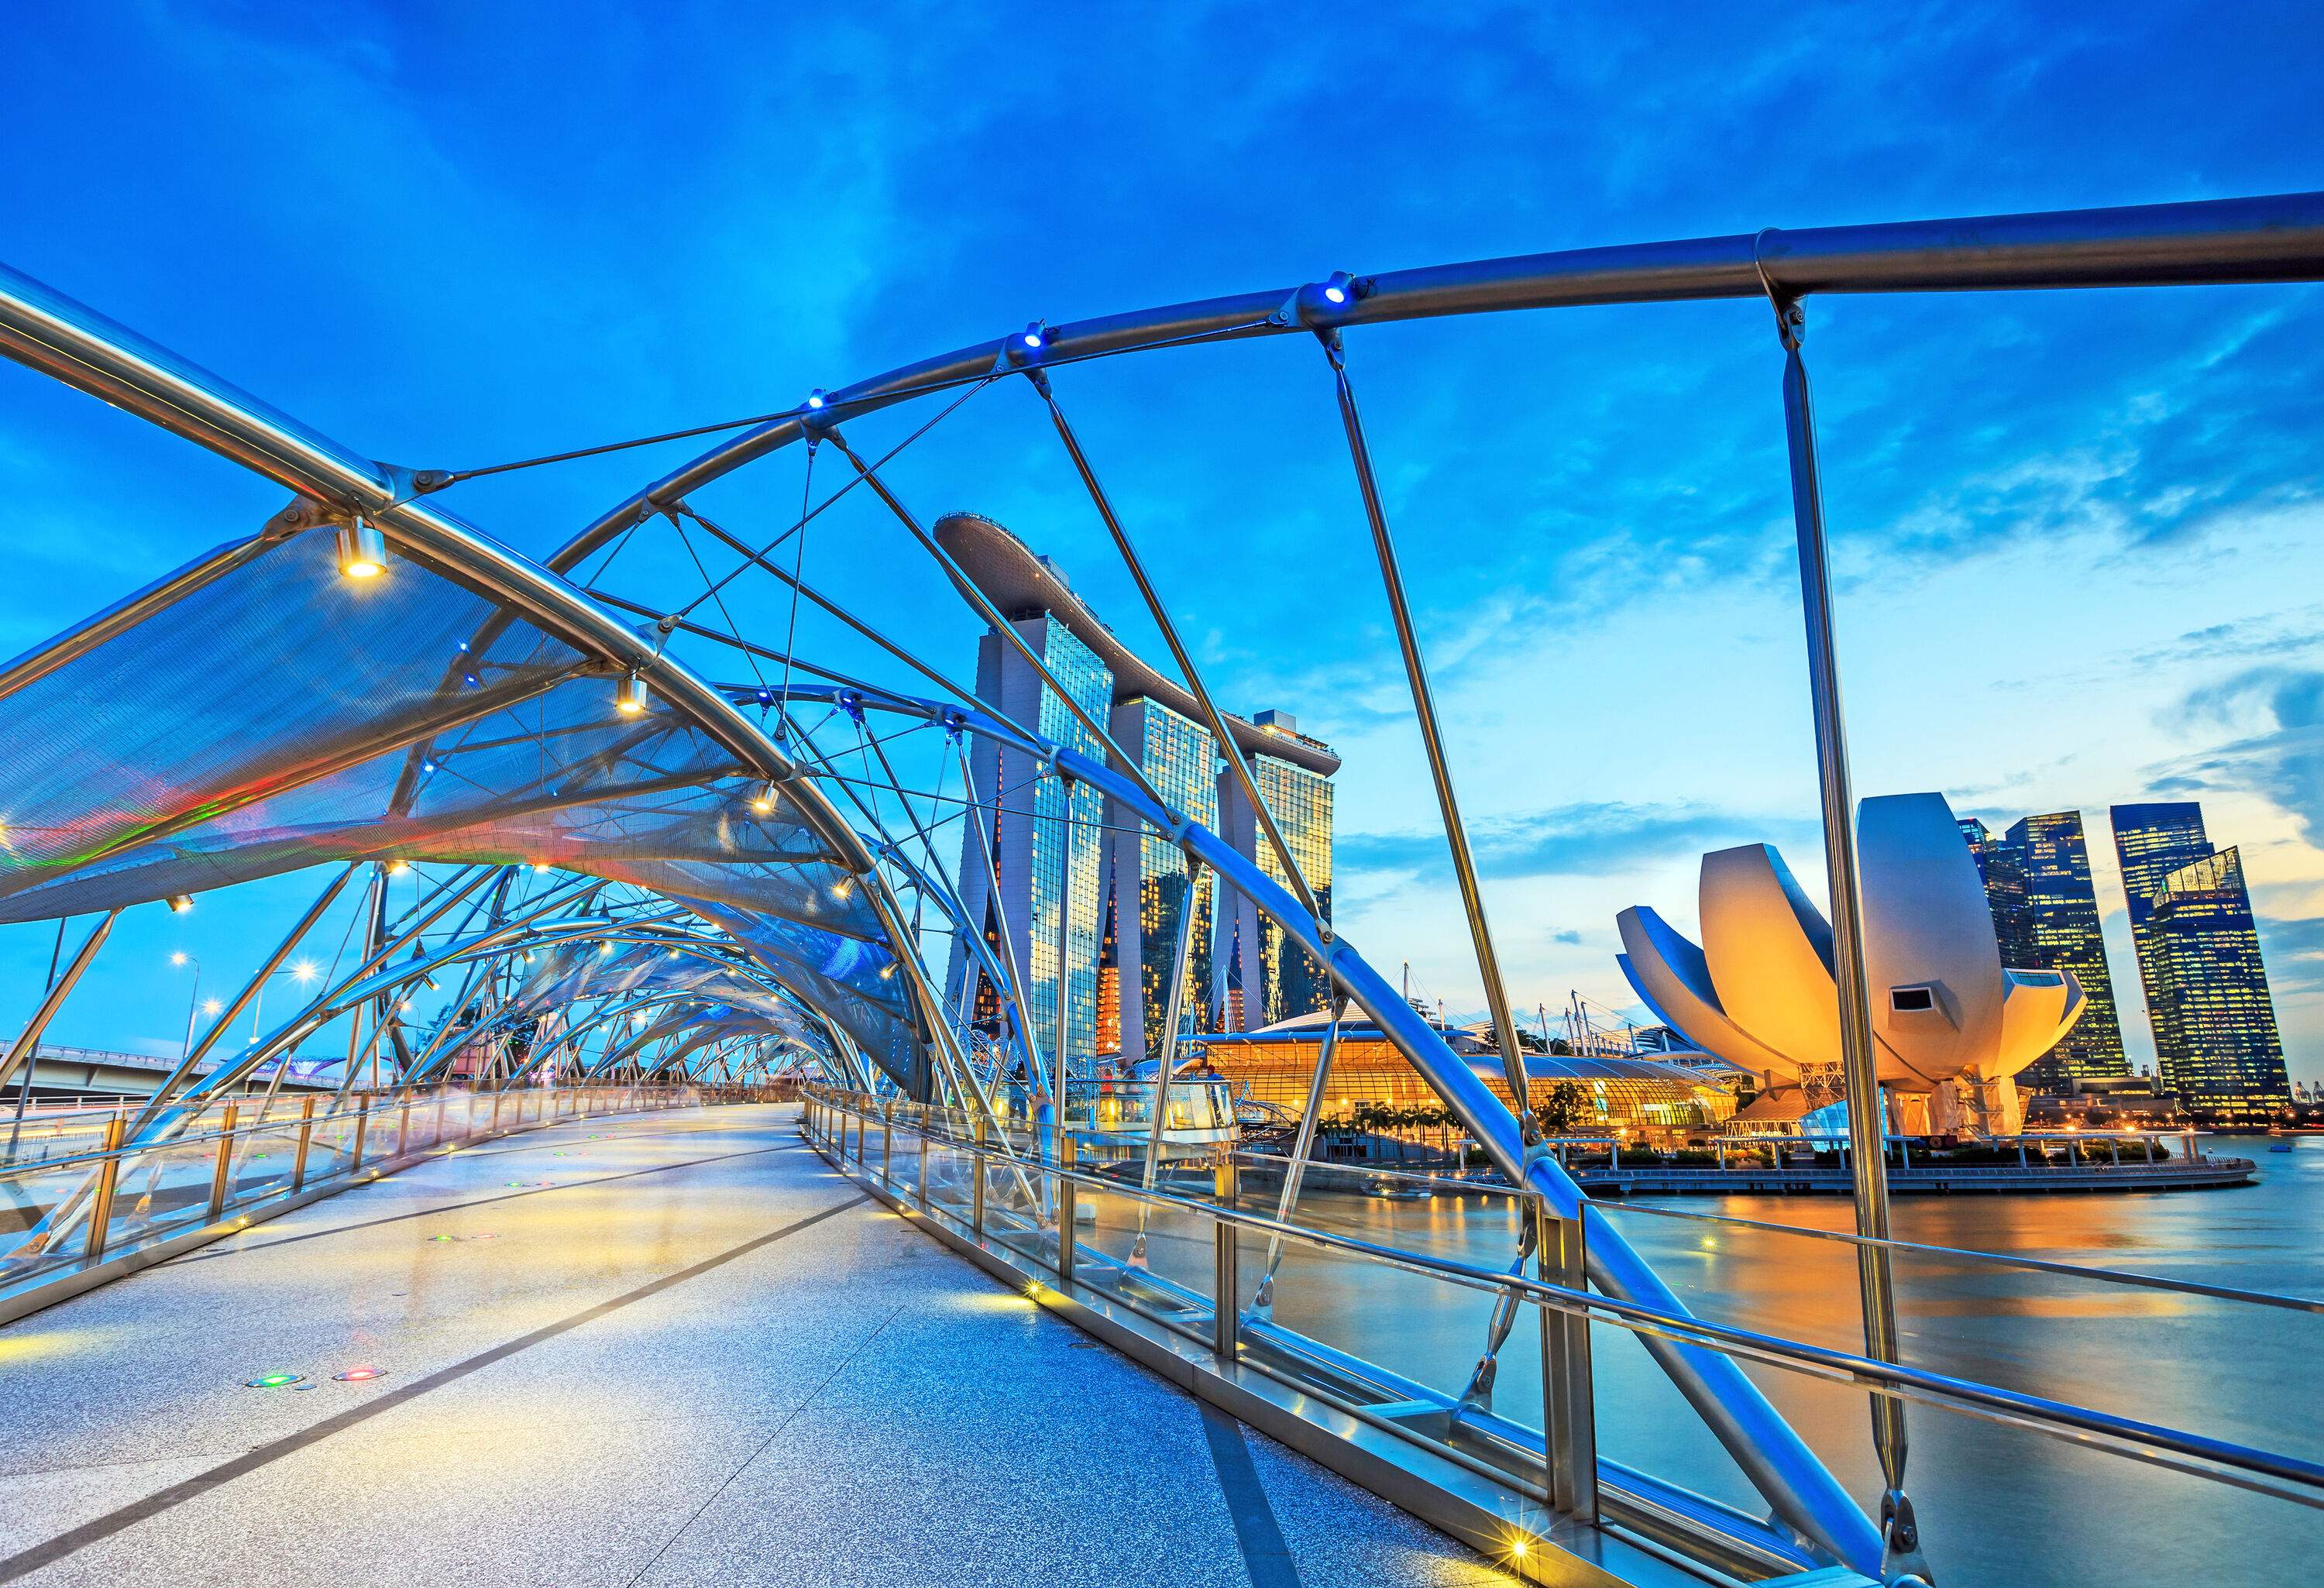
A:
0;1103;1514;1587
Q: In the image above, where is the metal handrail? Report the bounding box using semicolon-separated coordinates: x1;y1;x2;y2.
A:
0;1084;687;1185
810;1088;2324;1512
1250;1137;2320;1315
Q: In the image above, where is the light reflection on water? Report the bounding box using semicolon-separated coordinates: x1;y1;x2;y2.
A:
1226;1135;2324;1587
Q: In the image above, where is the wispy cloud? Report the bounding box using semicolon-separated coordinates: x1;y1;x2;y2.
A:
1342;801;1816;884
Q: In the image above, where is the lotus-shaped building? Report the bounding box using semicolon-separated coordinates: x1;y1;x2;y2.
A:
1616;792;2084;1136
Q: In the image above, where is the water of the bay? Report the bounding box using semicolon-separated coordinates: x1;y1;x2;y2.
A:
1233;1134;2324;1586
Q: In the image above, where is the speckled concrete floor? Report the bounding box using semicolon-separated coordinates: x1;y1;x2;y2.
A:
0;1104;1514;1588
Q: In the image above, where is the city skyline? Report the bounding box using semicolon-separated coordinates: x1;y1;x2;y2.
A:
1;8;2319;1093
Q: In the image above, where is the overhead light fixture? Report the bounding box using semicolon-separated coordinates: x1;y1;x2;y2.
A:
614;673;648;715
167;894;194;914
803;390;827;411
335;518;388;579
1021;321;1047;349
384;858;410;876
750;782;778;815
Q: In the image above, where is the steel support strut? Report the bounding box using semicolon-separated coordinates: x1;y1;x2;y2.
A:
1765;282;1931;1588
1314;329;1530;1122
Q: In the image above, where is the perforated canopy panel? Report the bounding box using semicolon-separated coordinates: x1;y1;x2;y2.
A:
0;524;923;1091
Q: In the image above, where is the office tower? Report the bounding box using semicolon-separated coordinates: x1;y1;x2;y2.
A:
2005;813;2130;1088
1958;818;2036;967
1217;710;1336;1030
1960;811;2131;1091
2110;802;2291;1121
938;512;1338;1071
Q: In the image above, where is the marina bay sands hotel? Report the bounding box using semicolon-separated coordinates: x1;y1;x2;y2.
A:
936;512;1337;1071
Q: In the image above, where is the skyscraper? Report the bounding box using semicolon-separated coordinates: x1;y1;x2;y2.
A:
1958;811;2129;1090
939;513;1338;1072
1958;818;2035;967
2110;802;2291;1122
1217;713;1336;1029
951;609;1111;1071
1108;694;1217;1066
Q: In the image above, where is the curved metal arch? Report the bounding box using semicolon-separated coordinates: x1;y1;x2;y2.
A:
554;189;2324;567
0;262;962;1101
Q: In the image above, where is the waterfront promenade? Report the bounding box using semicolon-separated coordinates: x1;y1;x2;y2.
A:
0;1104;1514;1587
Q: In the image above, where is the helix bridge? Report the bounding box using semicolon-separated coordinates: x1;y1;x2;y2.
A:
1;191;2321;1586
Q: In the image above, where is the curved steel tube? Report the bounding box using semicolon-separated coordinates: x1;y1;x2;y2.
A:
556;189;2324;566
763;681;1880;1569
0;260;954;1097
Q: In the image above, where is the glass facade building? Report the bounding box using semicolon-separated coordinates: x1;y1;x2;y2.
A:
1023;623;1111;1071
1110;696;1217;1065
1960;812;2129;1091
940;514;1339;1069
1958;818;2036;968
2007;812;2129;1088
2110;802;2290;1120
1252;752;1334;1026
951;614;1110;1077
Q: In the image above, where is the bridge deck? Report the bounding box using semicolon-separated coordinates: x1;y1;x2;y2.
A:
0;1103;1513;1587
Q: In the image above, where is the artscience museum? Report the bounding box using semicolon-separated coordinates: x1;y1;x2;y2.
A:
1616;793;2086;1136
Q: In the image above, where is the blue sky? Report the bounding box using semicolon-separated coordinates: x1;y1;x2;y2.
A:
2;1;2319;1083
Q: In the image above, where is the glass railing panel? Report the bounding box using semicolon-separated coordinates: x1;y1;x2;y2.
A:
978;1155;1053;1270
1240;1215;1508;1425
101;1136;223;1246
1071;1178;1217;1341
0;1159;107;1292
226;1123;304;1204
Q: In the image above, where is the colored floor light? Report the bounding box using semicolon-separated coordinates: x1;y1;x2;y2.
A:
333;1366;387;1382
246;1373;303;1389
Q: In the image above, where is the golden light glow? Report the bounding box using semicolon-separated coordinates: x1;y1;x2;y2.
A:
384;858;410;875
614;673;648;715
335;521;389;579
167;894;194;914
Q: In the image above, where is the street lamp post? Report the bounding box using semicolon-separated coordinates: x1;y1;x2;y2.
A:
248;959;321;1045
170;952;203;1060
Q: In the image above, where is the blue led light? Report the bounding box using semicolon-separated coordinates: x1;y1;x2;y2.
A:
421;759;438;774
462;672;479;688
805;390;827;411
1323;284;1347;304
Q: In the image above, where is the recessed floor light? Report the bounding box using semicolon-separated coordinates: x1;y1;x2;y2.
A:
333;1366;388;1382
246;1373;302;1389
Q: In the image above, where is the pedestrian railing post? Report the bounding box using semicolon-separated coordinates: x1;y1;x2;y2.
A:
1540;1199;1600;1523
395;1099;412;1160
881;1102;894;1186
971;1115;988;1236
291;1095;317;1190
917;1109;930;1208
84;1115;125;1262
349;1099;371;1174
1057;1131;1077;1287
206;1102;239;1222
1214;1157;1239;1359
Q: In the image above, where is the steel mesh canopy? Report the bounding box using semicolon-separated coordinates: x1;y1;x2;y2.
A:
0;514;921;1089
